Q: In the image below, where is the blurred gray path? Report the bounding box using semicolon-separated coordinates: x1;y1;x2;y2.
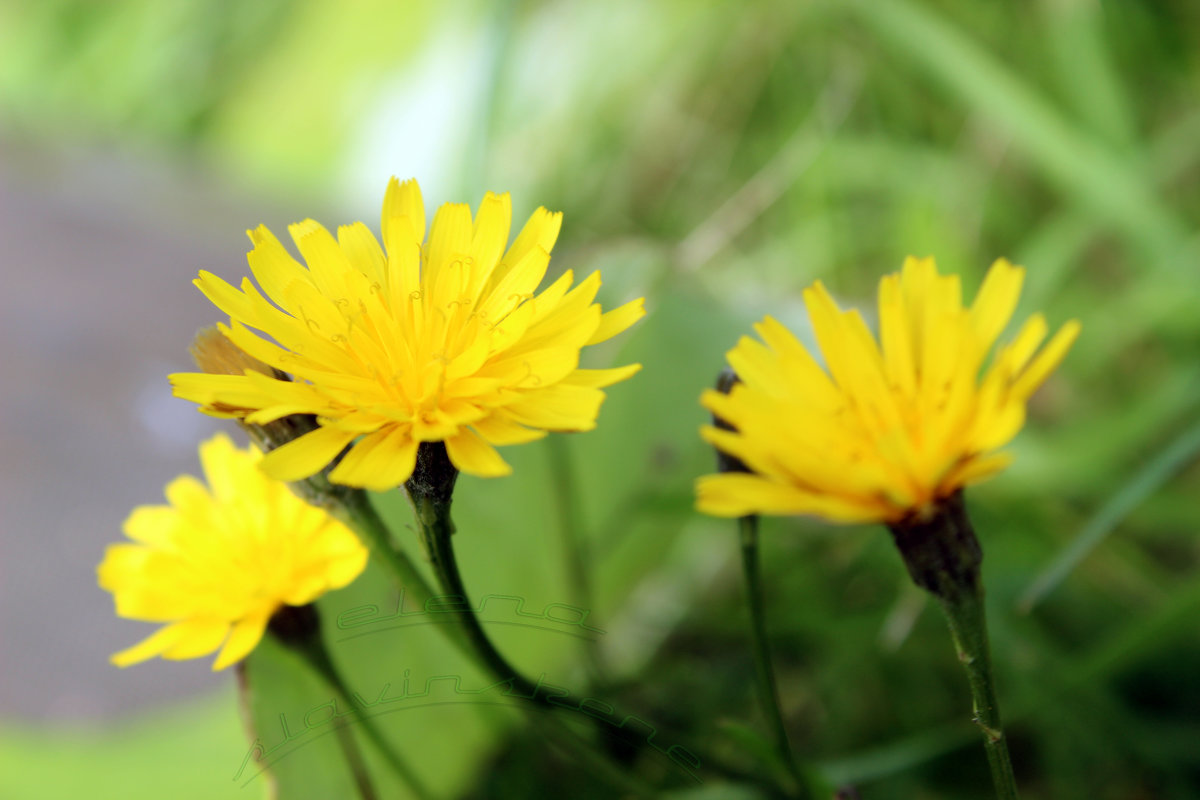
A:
0;142;327;721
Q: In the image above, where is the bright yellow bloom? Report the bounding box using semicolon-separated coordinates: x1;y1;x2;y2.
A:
697;257;1080;523
98;434;368;670
171;178;644;490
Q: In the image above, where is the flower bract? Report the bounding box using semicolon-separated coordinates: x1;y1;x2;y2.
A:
171;178;644;490
98;434;368;670
697;257;1080;523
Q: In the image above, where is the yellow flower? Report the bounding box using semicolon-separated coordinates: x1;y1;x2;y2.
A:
97;434;368;670
697;257;1080;524
171;178;644;490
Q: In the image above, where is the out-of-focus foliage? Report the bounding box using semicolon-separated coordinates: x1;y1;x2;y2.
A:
2;0;1199;798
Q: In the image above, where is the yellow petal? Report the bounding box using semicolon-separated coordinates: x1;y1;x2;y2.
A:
246;226;313;316
699;425;775;478
503;384;604;431
506;301;601;361
161;619;232;660
385;216;423;322
727;335;790;398
753;316;840;411
973;403;1026;453
1011;319;1081;400
164;475;213;524
484;346;580;389
327;426;419;491
194;271;258;324
586;297;646;345
444;428;512;477
382;177;425;250
212;611;272;671
319;537;370;591
943;451;1015;490
1002;313;1048;375
337;221;387;288
695;473;883;522
485;299;540;355
111;624;185;668
528;269;575;326
425;202;474;279
466;191;513;293
491;207;562;292
259;426;359;482
561;363;642;388
120;507;179;547
969;258;1025;351
479;246;551;323
878;275;917;398
289;220;352;300
900;255;938;343
470;414;548;445
198;433;252;503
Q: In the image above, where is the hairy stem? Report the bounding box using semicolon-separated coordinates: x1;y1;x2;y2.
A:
888;492;1019;800
936;584;1020;800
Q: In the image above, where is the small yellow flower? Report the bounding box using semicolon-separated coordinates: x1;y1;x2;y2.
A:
98;434;368;670
171;178;644;490
697;257;1080;523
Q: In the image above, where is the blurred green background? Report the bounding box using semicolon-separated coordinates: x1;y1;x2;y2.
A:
2;0;1198;798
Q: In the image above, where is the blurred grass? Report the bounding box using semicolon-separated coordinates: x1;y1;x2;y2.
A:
0;691;251;800
2;0;1199;797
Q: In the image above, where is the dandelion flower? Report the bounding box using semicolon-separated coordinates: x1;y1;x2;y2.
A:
171;178;644;490
697;257;1080;523
98;434;368;670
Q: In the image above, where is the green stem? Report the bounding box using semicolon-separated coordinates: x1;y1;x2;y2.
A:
412;491;556;705
300;639;436;800
337;490;438;608
267;606;436;800
329;709;380;800
887;493;1019;800
935;586;1020;800
401;446;788;794
406;488;658;796
335;490;474;661
739;515;811;799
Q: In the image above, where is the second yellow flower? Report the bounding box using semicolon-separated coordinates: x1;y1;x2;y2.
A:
697;257;1080;523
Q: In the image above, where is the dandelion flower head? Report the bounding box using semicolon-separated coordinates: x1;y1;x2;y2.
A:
171;178;645;490
697;257;1080;524
98;434;368;670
